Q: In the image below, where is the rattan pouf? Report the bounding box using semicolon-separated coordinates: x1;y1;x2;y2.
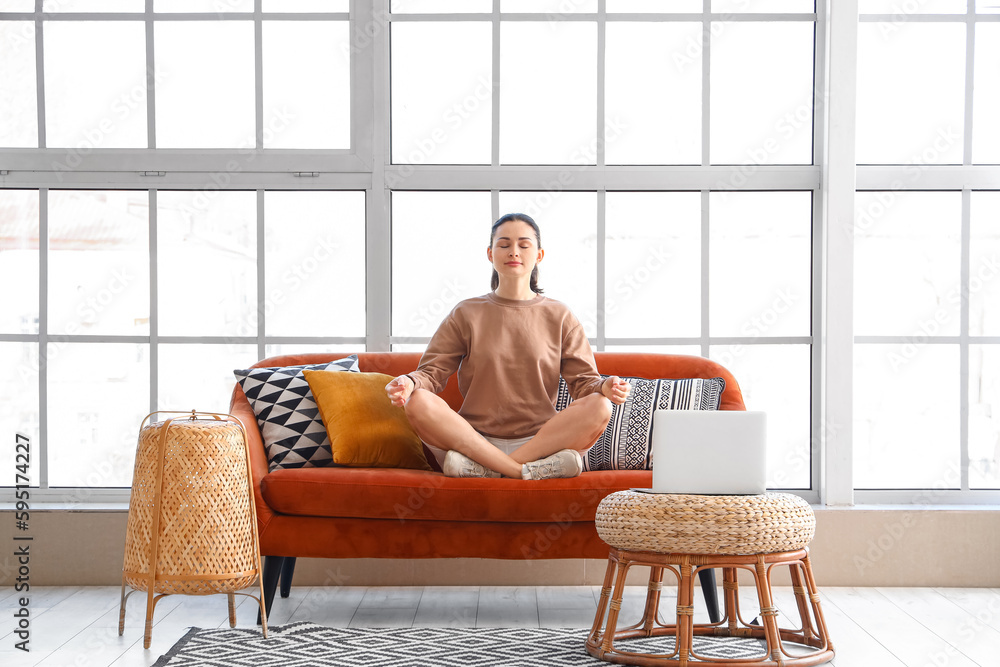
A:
119;411;268;649
587;491;834;667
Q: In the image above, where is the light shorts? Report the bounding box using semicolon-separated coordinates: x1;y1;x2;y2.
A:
423;431;534;471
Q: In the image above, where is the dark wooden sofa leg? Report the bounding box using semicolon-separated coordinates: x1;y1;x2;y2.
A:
258;556;284;625
279;557;297;598
699;568;721;623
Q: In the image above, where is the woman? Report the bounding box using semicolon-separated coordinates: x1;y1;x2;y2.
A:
384;213;631;479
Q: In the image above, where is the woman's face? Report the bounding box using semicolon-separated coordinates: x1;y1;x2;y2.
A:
488;219;543;282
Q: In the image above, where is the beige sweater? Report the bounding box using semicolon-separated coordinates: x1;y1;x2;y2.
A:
408;292;605;439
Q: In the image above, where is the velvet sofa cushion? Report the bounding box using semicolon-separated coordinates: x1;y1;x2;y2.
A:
256;515;614;560
303;369;432;471
260;467;650;523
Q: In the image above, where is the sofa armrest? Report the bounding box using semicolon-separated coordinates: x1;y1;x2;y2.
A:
228;383;276;534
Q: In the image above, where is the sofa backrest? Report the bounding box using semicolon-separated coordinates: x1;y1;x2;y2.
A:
246;351;746;412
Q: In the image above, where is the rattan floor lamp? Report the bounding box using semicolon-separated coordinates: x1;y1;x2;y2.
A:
119;410;269;649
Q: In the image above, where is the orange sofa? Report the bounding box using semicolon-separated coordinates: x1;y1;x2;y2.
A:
228;351;746;621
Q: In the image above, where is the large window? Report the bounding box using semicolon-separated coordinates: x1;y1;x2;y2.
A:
853;3;1000;499
387;4;820;492
0;188;365;494
1;2;998;505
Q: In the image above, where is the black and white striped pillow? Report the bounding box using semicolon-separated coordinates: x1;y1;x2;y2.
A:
555;375;725;471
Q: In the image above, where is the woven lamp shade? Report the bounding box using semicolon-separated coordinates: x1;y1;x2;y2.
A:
119;411;268;648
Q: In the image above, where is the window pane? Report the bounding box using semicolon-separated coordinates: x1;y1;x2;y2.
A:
391;22;492;164
709;344;811;489
608;0;701;11
859;0;966;12
392;343;429;352
265;343;360;357
44;21;147;149
970;345;1000;489
499;192;598;337
159;343;257;414
605;23;701;165
979;0;1000;12
713;0;815;11
47;0;144;10
0;22;37;147
48;190;150;337
605;192;700;338
155;0;253;10
854;344;959;489
973;24;1000;164
710;22;814;165
970;191;1000;336
605;345;703;355
503;0;597;10
854;191;961;337
0;190;39;334
856;23;965;165
157;191;256;337
263;0;348;10
709;192;812;337
391;191;491;338
48;342;148;487
0;343;39;487
264;191;366;338
393;0;492;11
263;21;350;149
500;22;597;165
0;1;34;10
155;22;255;148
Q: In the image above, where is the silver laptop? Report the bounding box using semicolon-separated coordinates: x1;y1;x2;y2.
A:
647;410;767;495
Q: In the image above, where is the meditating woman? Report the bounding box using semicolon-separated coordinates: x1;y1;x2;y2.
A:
384;212;631;480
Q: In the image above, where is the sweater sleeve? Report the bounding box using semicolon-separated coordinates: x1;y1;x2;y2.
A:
407;309;468;394
560;319;605;401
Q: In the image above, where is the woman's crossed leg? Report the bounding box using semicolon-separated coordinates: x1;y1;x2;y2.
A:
404;388;612;479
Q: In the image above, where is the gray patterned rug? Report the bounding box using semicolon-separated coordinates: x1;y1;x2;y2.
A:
152;622;769;666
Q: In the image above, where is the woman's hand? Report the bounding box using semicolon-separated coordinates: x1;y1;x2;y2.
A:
601;375;631;405
385;375;415;407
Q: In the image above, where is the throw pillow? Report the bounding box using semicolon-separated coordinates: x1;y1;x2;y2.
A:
303;370;432;471
555;375;726;471
234;355;359;472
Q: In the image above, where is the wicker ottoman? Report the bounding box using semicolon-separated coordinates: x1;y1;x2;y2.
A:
587;491;834;667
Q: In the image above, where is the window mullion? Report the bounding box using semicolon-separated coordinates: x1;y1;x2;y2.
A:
492;0;500;168
960;188;971;492
38;187;48;490
146;0;155;149
822;0;859;507
368;0;391;351
35;0;45;149
149;188;158;414
700;190;710;359
701;0;710;168
255;0;263;150
964;4;975;166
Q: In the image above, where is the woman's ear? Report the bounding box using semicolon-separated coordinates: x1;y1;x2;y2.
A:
486;246;494;262
536;247;544;263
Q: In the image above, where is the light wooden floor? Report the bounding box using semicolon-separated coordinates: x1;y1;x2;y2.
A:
1;585;998;666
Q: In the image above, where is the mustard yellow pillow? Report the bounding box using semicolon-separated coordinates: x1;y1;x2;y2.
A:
303;370;431;470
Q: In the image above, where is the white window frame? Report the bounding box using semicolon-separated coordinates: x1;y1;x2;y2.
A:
2;1;999;505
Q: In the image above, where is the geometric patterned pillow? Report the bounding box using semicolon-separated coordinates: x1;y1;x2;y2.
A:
555;375;726;471
234;355;360;472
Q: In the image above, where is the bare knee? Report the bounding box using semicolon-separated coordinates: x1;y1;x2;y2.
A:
578;393;613;427
404;388;447;427
403;388;431;423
